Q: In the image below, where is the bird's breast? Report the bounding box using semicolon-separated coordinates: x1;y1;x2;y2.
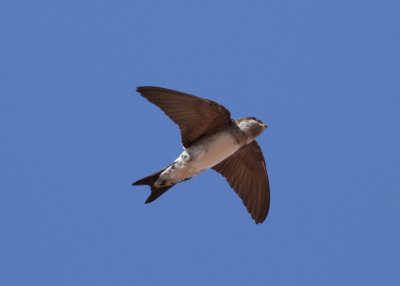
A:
156;128;243;187
186;129;242;172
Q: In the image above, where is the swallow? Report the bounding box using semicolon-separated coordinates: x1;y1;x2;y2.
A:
132;87;270;223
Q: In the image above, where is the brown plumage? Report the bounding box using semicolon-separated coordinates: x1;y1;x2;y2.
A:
212;141;270;223
133;86;270;224
137;86;231;148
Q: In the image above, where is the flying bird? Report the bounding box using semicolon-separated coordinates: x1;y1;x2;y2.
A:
132;87;270;223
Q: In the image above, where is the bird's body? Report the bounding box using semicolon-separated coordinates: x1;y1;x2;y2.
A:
155;122;243;188
132;86;271;224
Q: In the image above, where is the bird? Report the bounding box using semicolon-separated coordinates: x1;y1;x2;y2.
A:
132;86;270;224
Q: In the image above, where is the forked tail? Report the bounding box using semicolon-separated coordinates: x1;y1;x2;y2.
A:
132;168;175;203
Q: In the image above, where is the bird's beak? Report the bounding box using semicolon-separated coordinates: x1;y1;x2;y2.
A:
262;124;268;129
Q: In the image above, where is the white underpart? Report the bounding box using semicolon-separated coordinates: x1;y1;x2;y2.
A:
154;129;242;187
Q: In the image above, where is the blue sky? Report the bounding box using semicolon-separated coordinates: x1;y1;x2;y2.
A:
1;0;399;285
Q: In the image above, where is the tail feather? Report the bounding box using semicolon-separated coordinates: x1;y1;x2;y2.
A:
132;169;165;186
132;167;175;203
145;185;174;203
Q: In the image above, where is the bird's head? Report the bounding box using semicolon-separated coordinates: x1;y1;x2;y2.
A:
236;117;268;143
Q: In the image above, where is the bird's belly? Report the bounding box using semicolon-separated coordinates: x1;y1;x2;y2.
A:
155;130;241;187
187;131;241;173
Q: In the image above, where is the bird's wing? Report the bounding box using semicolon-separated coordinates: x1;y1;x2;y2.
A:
137;86;231;148
212;141;270;224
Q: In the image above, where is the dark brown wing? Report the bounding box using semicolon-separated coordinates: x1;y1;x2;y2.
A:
212;141;270;224
137;86;231;147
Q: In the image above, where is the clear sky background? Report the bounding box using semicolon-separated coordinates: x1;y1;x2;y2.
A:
1;1;399;285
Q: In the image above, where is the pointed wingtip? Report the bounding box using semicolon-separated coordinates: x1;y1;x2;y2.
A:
136;86;149;94
253;212;268;224
137;86;162;93
132;180;142;186
136;86;143;94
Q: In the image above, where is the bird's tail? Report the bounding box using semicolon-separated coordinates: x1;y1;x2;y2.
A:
132;167;175;204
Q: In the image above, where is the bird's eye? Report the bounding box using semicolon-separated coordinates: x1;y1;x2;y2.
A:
249;117;261;123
